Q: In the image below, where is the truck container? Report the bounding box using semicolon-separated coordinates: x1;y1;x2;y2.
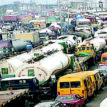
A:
0;51;70;83
3;15;17;22
90;38;106;52
14;32;40;45
12;40;27;52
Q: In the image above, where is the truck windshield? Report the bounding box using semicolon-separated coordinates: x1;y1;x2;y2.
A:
71;81;81;88
60;82;70;88
39;33;48;37
103;57;107;62
1;79;34;91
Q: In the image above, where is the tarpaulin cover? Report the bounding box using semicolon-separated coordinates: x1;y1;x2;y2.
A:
46;17;56;23
78;52;90;57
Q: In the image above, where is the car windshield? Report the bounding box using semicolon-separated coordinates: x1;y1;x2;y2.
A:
98;65;107;70
97;66;107;74
99;70;107;74
39;33;48;37
55;96;75;102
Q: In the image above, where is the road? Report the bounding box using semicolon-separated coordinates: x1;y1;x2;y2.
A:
35;87;107;107
35;62;106;107
87;62;107;107
86;86;107;107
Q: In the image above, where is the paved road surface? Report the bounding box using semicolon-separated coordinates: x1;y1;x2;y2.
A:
87;62;107;107
86;86;107;107
35;63;107;107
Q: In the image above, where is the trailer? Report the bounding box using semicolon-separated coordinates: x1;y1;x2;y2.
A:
3;15;17;22
76;54;95;71
14;32;40;45
0;89;28;107
0;76;40;106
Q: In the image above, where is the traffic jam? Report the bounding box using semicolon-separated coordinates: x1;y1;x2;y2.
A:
0;0;107;107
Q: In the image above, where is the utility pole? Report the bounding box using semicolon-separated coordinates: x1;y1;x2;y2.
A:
99;0;103;11
57;0;61;20
30;0;35;11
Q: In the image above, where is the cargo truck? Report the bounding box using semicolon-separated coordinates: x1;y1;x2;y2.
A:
74;38;106;71
0;89;29;107
3;15;18;22
14;32;43;47
0;76;40;106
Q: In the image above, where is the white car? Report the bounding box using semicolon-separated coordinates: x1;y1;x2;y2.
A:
100;98;107;107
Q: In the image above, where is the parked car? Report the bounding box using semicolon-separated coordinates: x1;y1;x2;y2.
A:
53;94;86;107
95;64;107;85
100;98;107;107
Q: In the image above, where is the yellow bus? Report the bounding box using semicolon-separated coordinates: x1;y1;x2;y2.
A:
57;72;94;99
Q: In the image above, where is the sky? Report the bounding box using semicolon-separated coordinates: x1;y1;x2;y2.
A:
0;0;57;5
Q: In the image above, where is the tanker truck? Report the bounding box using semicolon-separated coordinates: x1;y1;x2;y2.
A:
74;38;106;70
0;52;34;78
0;40;33;59
0;51;72;97
33;34;79;55
50;35;80;54
14;31;43;47
90;38;106;60
40;43;64;54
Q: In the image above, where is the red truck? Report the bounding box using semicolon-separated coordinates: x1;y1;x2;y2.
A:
3;15;17;22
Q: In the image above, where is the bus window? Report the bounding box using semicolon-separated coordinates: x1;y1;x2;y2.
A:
71;81;81;88
60;82;70;88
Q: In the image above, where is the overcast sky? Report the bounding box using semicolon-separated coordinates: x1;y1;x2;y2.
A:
0;0;57;5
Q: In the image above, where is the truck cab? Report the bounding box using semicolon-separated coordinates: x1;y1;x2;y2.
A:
101;52;107;64
74;43;96;70
75;43;95;56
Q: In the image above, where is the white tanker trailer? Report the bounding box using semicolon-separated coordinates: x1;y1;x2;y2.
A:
0;52;34;77
41;43;64;54
90;38;106;52
50;35;79;54
0;51;71;85
0;51;71;97
79;38;106;52
16;51;71;84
